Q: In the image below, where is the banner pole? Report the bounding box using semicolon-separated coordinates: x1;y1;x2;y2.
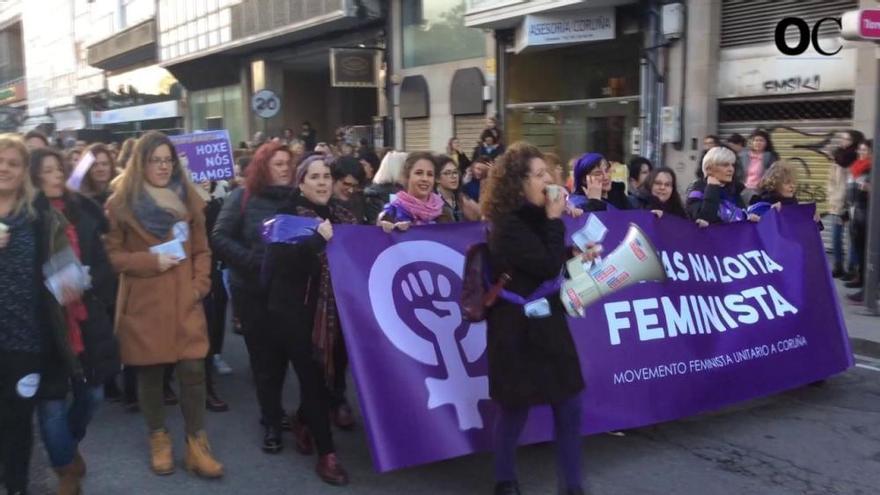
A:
863;59;880;315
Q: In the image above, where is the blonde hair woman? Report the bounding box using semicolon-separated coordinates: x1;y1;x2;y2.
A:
104;131;223;478
363;150;407;224
0;134;74;494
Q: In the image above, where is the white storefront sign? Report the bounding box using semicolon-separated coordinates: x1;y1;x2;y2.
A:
717;49;856;98
90;100;180;125
515;7;615;53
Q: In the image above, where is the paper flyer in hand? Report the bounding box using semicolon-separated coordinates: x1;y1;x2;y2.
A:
43;247;92;303
150;238;187;260
571;214;608;252
65;152;95;192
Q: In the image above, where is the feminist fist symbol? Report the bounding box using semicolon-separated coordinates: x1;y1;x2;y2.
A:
401;269;488;430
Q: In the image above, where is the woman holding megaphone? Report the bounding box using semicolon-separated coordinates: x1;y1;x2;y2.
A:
480;142;599;495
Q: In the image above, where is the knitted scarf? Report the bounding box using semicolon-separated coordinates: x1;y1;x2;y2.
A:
294;198;358;386
391;191;444;225
131;178;188;239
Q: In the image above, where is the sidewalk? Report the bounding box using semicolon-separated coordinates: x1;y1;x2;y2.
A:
835;276;880;357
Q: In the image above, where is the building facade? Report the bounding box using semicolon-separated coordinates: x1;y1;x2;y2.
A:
157;0;386;149
390;0;496;153
465;0;659;164
0;0;25;133
660;0;876;208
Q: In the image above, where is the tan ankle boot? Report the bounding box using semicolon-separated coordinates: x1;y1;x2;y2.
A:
185;431;224;478
149;430;175;475
54;463;82;495
71;450;86;478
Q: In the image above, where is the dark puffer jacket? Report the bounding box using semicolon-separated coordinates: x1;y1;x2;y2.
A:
211;185;293;294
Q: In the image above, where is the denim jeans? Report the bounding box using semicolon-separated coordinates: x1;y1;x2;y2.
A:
37;381;104;468
832;216;845;266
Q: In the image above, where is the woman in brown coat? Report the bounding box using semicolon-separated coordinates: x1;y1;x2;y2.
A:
104;131;223;479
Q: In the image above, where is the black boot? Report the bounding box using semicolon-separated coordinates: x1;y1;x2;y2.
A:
262;424;283;454
494;481;521;495
832;263;845;278
848;290;864;303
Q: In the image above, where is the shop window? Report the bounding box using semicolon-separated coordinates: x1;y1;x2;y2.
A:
507;99;640;165
188;84;245;147
402;0;485;68
506;34;641;104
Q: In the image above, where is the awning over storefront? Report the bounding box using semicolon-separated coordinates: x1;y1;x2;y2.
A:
450;68;486;115
90;100;180;126
400;75;430;119
164;54;240;92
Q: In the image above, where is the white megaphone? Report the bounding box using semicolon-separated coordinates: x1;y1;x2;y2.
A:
560;223;667;317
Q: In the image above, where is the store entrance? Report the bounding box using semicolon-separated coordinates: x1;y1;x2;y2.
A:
279;50;378;147
507;96;639;165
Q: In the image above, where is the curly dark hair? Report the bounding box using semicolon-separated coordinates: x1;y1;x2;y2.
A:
480;141;543;221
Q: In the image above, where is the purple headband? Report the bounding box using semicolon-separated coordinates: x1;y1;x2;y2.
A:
296;153;334;185
572;153;605;193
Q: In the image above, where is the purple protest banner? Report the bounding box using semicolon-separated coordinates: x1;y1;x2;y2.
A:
326;206;852;473
169;130;234;183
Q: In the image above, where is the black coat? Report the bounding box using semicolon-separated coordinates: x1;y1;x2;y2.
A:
264;193;336;321
573;182;632;212
363;182;401;225
486;204;584;407
453;151;471;175
41;193;120;398
686;180;746;224
211;185;293;294
633;189;688;218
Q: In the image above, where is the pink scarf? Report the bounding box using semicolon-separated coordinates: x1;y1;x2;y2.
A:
393;191;444;225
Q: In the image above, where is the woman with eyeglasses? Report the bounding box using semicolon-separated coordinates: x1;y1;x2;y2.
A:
435;154;480;222
634;166;688;219
568;153;631;212
104;131;223;479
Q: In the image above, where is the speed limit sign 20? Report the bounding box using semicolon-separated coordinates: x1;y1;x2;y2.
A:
251;89;280;119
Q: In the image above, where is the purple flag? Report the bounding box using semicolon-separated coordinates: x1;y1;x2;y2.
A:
327;206;852;473
261;215;320;245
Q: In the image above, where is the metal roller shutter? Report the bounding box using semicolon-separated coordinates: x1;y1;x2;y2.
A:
721;0;857;49
718;94;853;249
454;115;486;151
403;118;431;152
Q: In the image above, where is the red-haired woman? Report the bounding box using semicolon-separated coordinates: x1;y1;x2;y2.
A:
211;141;297;454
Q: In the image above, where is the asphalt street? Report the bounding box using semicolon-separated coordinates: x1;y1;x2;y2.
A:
20;325;880;495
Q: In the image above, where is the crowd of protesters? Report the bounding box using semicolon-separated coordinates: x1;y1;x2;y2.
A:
0;117;872;495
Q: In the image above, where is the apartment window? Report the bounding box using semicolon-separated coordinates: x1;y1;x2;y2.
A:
402;0;485;68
